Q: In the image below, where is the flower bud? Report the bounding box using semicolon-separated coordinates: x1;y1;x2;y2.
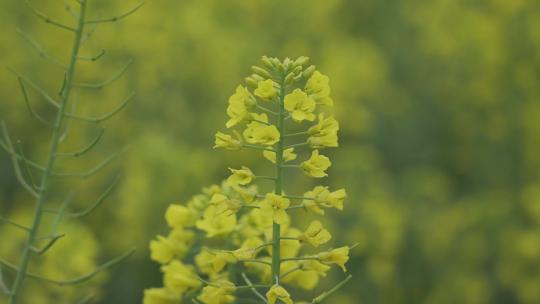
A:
245;77;258;88
284;72;295;85
262;56;275;70
293;56;310;67
252;66;272;79
302;65;316;78
245;94;257;108
270;57;282;68
289;66;303;83
282;57;292;71
251;74;265;82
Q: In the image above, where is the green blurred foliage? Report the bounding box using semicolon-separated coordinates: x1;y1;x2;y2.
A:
1;0;540;303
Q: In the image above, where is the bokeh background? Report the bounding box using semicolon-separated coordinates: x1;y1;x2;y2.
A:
1;0;540;303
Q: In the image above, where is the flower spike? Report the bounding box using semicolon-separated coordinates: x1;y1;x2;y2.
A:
145;57;350;304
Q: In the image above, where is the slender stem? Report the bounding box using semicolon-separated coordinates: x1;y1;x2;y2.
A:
227;238;294;255
0;266;10;295
279;266;300;279
283;131;308;137
252;242;273;251
284;141;308;149
283;195;313;200
280;256;319;263
241;273;268;303
239;259;272;266
242;144;274;152
198;277;269;290
311;275;352;303
279;236;299;241
271;72;287;284
286;205;305;211
250;119;271;126
255;104;278;116
0;216;31;232
254;175;277;181
241;205;260;209
8;2;87;303
280;164;300;168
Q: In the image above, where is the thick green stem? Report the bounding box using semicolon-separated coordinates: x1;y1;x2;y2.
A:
8;2;87;303
271;74;287;284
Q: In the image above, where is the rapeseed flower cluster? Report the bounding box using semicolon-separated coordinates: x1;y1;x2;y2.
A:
145;57;351;303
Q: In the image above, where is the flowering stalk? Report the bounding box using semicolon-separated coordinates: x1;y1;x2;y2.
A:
271;71;287;283
0;2;141;303
146;56;352;304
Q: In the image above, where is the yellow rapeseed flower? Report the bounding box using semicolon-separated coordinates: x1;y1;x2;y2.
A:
301;260;331;276
197;280;236;304
227;166;255;185
168;228;195;247
226;85;254;128
284;89;316;122
143;288;181;304
305;71;334;106
149;235;189;264
260;193;291;225
161;260;201;292
263;147;297;163
317;246;350;271
214;131;242;150
287;269;319;290
299;220;332;247
165;204;197;228
266;285;294;304
196;205;237;237
210;193;242;215
231;184;258;203
195;248;217;276
243;114;280;146
301;150;331;178
303;186;347;214
238;208;273;238
210;251;236;273
254;79;277;101
307;114;339;148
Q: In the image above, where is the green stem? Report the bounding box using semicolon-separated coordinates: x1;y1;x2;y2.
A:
255;104;278;116
241;273;268;303
311;275;352;303
283;131;308;137
271;72;287;284
280;164;300;168
254;175;277;181
280;256;319;262
279;236;299;241
250;119;272;126
8;2;87;303
279;266;301;280
199;278;269;290
242;144;275;152
286;205;305;211
239;259;272;266
252;242;273;251
283;195;313;200
284;141;308;149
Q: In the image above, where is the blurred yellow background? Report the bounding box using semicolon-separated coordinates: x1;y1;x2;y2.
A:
1;0;540;303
